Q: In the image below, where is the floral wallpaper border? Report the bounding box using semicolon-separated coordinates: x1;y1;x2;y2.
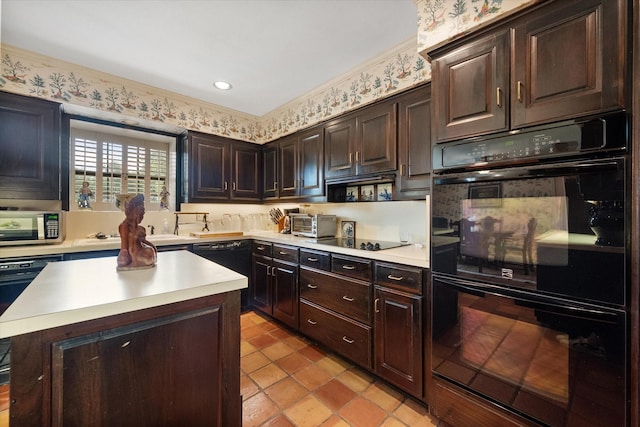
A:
1;0;537;144
416;0;537;54
1;40;428;144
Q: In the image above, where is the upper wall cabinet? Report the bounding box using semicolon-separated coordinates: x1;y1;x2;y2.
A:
325;101;397;179
396;85;432;200
430;0;626;142
263;125;324;201
185;131;260;202
0;92;61;200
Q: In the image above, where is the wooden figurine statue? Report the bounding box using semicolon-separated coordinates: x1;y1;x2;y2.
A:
117;194;157;270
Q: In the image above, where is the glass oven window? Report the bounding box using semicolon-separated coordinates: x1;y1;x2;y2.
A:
431;158;626;306
432;279;626;426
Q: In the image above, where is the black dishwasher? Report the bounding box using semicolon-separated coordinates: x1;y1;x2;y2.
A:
192;240;251;311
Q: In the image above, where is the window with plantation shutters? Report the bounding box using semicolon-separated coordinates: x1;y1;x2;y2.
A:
71;125;172;211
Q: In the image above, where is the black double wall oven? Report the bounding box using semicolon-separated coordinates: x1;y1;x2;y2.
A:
430;113;629;426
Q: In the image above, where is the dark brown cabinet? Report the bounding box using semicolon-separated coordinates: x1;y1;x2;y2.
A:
325;101;396;179
186;131;260;202
0;92;61;200
10;291;241;426
251;241;299;330
430;0;625;142
396;84;432;200
373;262;423;398
431;31;509;142
263;126;324;201
262;142;278;199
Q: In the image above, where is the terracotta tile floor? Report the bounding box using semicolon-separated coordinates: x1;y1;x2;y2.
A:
0;311;440;427
241;310;439;427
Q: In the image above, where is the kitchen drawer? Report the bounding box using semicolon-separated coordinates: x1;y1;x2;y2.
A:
300;267;371;325
299;300;371;369
299;248;330;271
252;241;273;257
272;244;299;263
374;262;423;295
331;254;372;282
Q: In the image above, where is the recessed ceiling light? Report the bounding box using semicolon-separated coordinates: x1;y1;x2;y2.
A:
214;81;232;90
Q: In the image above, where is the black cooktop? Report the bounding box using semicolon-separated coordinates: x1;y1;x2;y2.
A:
315;238;402;251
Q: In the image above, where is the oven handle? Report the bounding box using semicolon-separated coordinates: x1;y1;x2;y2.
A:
433;275;622;324
434;157;623;184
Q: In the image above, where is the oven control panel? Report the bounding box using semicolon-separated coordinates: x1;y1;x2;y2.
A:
432;113;626;171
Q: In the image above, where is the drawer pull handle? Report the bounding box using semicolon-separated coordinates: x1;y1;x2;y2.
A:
279;251;288;255
307;284;318;289
307;257;318;262
307;319;317;325
342;265;355;270
387;274;404;281
342;336;354;344
257;246;265;251
342;295;354;302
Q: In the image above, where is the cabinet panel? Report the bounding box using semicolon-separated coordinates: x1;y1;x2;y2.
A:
511;0;625;126
397;85;432;200
272;260;298;329
432;31;509;142
374;286;422;398
189;133;228;200
299;248;330;271
0;92;61;200
278;136;299;197
324;116;356;178
262;143;278;199
272;244;299;264
299;300;371;369
251;254;272;315
331;254;372;281
51;307;222;425
300;267;371;325
232;143;260;200
356;101;397;175
299;127;324;197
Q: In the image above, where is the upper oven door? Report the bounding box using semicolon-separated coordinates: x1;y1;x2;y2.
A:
431;157;627;307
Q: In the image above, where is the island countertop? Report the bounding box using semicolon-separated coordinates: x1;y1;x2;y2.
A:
0;250;247;339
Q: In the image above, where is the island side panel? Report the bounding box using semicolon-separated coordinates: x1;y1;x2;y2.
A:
10;291;241;427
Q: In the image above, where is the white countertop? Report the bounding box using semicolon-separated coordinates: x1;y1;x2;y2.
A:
0;231;430;268
0;251;247;339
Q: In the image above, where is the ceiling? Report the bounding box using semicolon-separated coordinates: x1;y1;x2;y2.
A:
1;0;418;117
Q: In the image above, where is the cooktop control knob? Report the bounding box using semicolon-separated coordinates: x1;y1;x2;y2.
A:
374;243;381;250
360;242;366;250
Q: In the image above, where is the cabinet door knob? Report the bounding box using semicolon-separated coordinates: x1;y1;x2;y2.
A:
342;295;354;302
342;336;355;344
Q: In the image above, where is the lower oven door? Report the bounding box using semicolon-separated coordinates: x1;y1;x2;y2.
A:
432;275;627;426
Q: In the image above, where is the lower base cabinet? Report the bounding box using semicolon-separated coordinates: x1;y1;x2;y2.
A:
299;299;372;368
374;286;423;398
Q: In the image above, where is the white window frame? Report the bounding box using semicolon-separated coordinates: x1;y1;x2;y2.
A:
70;123;176;212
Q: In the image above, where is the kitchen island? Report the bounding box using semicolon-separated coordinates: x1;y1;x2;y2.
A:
0;251;246;426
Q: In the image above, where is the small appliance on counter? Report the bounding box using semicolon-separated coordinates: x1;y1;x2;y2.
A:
290;214;336;238
0;210;64;246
